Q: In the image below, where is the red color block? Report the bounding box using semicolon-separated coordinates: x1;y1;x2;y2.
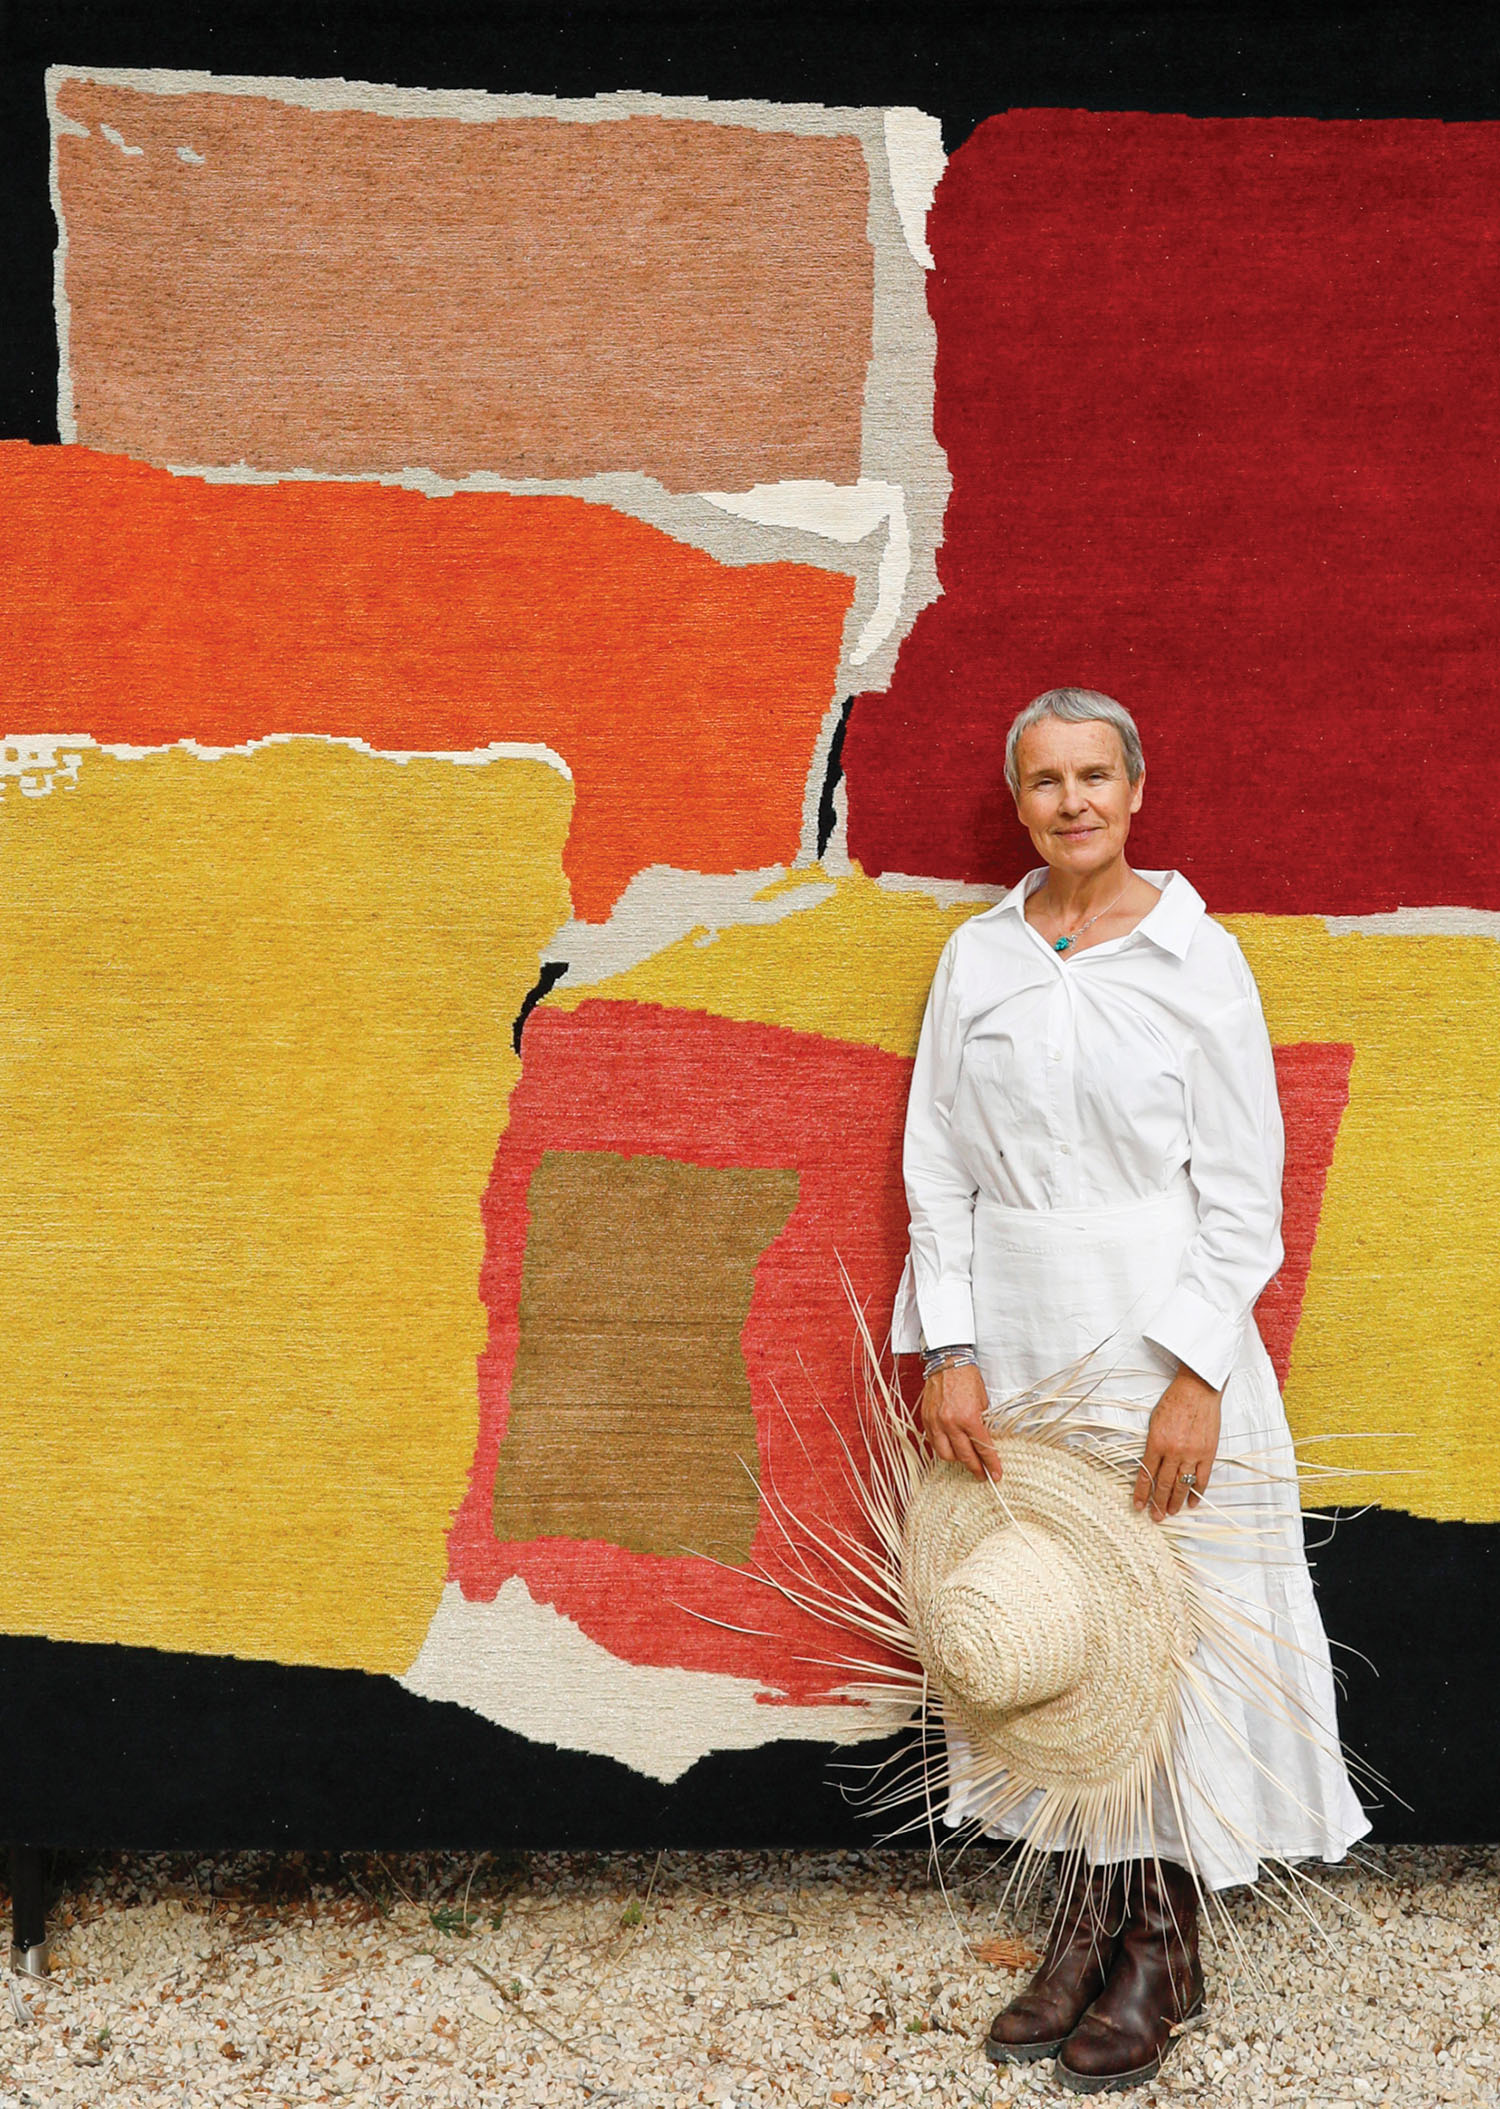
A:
843;111;1500;912
1257;1042;1355;1386
451;1005;1352;1703
449;1002;916;1705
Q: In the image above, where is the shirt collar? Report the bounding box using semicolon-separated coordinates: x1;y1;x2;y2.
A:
999;868;1206;961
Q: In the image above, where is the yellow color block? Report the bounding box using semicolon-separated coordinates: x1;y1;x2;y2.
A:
549;872;984;1056
1224;918;1500;1523
549;878;1500;1524
0;740;572;1669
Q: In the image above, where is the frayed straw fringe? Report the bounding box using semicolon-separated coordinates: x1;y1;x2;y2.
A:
717;1271;1394;1980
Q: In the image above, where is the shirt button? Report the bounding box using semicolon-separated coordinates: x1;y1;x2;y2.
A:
1048;1050;1061;1063
1059;1143;1071;1155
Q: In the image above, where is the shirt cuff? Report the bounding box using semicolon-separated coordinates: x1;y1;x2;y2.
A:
1142;1284;1243;1392
892;1256;977;1357
891;1258;923;1354
914;1281;978;1358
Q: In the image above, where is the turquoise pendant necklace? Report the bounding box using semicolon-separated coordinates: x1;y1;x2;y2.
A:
1050;877;1131;953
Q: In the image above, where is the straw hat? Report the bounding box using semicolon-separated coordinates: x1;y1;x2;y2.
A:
749;1301;1370;1888
902;1438;1201;1795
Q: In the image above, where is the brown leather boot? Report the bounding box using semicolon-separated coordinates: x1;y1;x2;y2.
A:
1055;1856;1205;2092
983;1859;1126;2065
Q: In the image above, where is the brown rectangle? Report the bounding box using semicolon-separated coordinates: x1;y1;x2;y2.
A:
493;1150;799;1562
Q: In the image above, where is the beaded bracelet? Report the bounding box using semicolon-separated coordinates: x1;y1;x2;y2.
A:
921;1343;979;1381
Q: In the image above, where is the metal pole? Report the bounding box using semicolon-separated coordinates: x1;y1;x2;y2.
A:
9;1845;48;1976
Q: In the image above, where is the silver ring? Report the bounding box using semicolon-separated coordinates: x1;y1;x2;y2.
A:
1180;1471;1197;1488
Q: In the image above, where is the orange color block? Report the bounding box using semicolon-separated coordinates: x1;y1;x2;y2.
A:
0;444;850;920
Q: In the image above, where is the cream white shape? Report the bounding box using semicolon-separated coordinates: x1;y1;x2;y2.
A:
701;478;909;669
0;729;573;779
401;1577;915;1784
47;92;89;446
0;736;87;800
552;863;835;987
882;106;945;270
99;122;144;156
47;65;905;133
1323;907;1500;940
176;144;205;165
875;870;1009;908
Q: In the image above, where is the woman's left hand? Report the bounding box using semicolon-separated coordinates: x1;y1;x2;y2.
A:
1135;1367;1222;1521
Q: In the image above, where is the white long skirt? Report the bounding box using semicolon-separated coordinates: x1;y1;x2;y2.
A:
944;1180;1370;1892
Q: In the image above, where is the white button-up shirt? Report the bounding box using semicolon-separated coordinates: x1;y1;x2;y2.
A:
894;869;1285;1391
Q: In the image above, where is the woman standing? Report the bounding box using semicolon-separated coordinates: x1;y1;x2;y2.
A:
893;688;1367;2091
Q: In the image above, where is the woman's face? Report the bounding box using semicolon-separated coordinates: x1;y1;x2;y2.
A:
1011;716;1144;878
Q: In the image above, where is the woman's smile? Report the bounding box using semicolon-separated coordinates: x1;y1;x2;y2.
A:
1011;715;1146;900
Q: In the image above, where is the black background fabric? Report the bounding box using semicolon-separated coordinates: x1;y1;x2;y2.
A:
0;2;1494;1845
0;1512;1492;1847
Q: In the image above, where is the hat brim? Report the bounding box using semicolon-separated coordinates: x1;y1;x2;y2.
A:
903;1440;1200;1794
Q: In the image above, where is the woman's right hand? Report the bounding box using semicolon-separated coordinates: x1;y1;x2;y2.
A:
921;1362;1001;1482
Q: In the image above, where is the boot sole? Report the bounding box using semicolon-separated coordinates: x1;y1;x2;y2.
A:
984;2035;1068;2065
1053;1997;1206;2094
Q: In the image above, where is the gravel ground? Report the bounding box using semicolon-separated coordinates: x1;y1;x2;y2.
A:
0;1844;1495;2107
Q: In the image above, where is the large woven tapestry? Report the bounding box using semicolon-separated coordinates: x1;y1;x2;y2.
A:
1;9;1496;1845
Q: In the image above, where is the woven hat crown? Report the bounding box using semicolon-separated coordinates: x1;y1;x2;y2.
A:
926;1528;1090;1712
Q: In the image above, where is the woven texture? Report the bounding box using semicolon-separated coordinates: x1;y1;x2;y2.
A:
904;1446;1199;1791
0;64;1492;1838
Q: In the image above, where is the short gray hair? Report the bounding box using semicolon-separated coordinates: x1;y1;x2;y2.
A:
1004;687;1145;796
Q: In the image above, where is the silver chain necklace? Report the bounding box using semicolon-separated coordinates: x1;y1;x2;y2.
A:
1047;876;1132;953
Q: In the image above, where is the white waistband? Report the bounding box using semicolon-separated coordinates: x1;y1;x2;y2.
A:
973;1176;1195;1234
